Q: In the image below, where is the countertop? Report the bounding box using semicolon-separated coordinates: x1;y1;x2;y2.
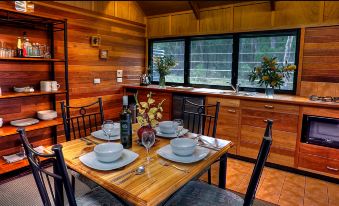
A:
123;85;339;109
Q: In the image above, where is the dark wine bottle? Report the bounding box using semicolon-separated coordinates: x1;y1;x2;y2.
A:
120;96;132;149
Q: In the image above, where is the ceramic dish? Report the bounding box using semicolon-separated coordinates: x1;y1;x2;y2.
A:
37;110;57;120
157;144;209;164
10;118;39;127
155;127;189;139
91;125;120;141
79;149;138;171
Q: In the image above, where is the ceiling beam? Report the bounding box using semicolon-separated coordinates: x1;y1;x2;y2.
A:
188;1;200;19
270;0;276;11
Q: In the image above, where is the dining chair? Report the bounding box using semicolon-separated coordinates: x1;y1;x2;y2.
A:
60;98;105;190
165;119;273;206
182;98;220;184
61;97;104;141
17;128;124;206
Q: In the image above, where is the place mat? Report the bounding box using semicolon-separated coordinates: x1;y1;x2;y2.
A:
3;146;45;163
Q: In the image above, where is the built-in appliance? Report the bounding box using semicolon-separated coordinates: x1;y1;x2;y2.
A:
302;115;339;149
309;95;339;103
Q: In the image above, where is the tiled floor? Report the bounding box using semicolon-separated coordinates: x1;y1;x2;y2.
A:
201;158;339;206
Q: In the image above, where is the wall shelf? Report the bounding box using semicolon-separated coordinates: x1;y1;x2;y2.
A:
0;118;63;137
0;90;67;99
0;57;65;62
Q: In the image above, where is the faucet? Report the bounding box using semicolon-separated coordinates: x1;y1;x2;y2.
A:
231;83;240;94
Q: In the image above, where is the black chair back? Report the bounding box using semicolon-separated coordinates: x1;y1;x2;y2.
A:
61;97;104;141
243;119;273;206
182;98;220;138
17;128;76;206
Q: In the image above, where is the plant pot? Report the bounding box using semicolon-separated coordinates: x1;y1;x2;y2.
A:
159;75;166;88
137;125;155;142
265;87;275;99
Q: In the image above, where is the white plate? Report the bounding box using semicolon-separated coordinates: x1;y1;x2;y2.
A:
10;118;39;127
157;144;209;164
155;127;189;139
79;149;138;171
91;123;120;141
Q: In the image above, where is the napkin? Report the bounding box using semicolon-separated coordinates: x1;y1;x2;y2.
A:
3;146;46;163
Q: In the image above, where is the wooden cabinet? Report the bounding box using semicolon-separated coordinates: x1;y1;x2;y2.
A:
207;97;240;154
136;90;172;121
239;100;299;167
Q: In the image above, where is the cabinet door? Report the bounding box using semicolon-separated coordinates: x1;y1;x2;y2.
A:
136;90;172;121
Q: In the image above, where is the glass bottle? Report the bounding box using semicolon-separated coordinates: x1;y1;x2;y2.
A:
16;37;23;57
120;96;132;149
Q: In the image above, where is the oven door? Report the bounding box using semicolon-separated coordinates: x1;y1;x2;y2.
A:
302;115;339;149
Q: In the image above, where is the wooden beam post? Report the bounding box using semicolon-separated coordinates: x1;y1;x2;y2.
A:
188;1;200;19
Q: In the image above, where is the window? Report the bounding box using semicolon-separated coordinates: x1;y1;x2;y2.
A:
238;33;297;91
190;38;233;86
151;40;185;83
149;29;299;93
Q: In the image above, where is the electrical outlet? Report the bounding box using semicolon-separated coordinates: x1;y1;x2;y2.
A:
117;70;123;78
117;77;123;83
93;78;101;84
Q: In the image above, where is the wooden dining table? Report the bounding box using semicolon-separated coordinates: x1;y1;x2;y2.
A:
53;124;232;206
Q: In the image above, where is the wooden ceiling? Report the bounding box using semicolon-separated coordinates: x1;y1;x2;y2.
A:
136;1;241;16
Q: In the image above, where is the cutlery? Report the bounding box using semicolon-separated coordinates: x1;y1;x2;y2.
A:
80;138;93;145
116;166;145;184
112;165;145;182
159;160;190;173
82;137;100;145
72;146;94;159
197;136;220;150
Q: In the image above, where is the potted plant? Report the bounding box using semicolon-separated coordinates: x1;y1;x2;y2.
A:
134;92;165;142
153;55;177;88
248;56;296;98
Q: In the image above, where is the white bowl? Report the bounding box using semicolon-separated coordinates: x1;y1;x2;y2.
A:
170;138;196;156
159;121;179;134
37;110;57;120
94;143;123;162
0;118;3;127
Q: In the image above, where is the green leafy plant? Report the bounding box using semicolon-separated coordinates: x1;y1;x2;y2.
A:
248;56;296;89
153;55;177;77
134;92;165;128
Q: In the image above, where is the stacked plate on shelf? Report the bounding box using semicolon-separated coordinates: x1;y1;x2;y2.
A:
37;110;57;120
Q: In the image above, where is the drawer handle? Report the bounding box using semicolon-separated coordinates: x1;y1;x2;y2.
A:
227;109;236;113
326;166;339;171
264;105;274;109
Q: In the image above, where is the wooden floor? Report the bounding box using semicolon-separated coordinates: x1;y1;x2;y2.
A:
200;158;339;206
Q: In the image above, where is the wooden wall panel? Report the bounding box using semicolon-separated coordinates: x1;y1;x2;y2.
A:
115;1;130;20
171;12;198;35
199;7;233;33
147;16;170;37
233;2;272;31
274;1;323;27
323;1;339;23
0;2;145;159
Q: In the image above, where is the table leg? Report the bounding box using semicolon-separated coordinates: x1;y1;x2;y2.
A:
218;153;227;189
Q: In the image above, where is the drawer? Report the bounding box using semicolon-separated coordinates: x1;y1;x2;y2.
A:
207;97;240;108
239;141;295;167
299;143;339;160
299;153;339;175
240;125;296;151
241;108;299;133
241;100;299;114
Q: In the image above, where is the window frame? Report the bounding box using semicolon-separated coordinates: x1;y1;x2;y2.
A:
148;29;300;94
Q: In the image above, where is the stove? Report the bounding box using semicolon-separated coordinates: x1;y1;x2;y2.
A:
309;95;339;103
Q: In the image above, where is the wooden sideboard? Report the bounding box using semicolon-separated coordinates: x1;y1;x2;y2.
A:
125;85;339;178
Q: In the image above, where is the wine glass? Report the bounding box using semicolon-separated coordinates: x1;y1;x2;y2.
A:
102;120;115;142
142;131;155;164
173;119;184;137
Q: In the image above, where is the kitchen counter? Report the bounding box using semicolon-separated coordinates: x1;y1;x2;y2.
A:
124;85;339;109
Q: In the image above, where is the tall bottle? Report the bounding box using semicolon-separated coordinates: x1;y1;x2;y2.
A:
16;37;23;57
120;96;132;149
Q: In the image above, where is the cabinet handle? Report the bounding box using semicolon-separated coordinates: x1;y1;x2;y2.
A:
326;166;339;171
227;109;236;113
264;105;274;109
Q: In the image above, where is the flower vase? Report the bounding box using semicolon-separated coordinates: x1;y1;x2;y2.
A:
159;75;166;88
137;125;155;142
265;87;275;99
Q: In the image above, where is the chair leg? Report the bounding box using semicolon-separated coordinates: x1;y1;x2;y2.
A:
208;168;212;184
71;175;75;193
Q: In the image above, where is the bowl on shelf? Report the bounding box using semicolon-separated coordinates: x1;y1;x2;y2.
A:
0;118;3;127
13;86;34;93
37;110;57;120
94;143;123;162
170;138;197;156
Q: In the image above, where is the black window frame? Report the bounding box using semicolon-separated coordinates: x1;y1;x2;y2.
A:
148;28;300;94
